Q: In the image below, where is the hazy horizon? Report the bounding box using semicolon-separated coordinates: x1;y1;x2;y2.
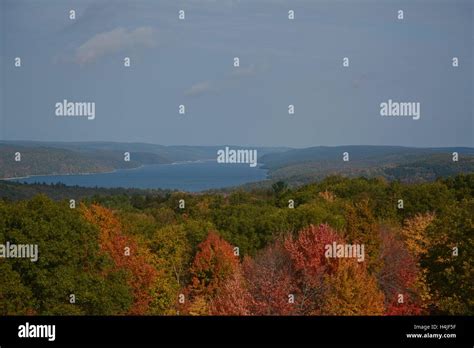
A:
2;139;474;150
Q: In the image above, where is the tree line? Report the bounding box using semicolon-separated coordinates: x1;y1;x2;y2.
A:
0;174;472;315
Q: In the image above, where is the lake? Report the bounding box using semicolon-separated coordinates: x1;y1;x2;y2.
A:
10;161;268;192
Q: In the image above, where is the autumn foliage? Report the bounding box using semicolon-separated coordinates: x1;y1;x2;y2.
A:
188;224;388;316
3;174;469;316
243;243;296;315
82;204;158;314
185;231;241;314
189;231;239;297
79;205;437;316
378;227;424;315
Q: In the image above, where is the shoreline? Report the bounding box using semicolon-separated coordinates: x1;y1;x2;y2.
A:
2;167;131;181
1;160;217;181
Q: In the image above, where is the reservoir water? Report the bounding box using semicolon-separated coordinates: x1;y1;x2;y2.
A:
10;161;268;192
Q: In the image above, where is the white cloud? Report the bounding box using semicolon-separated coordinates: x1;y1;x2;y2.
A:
184;63;269;97
230;64;258;77
74;26;156;65
184;81;214;97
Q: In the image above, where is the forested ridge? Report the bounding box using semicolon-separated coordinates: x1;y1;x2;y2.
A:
0;141;286;179
2;142;473;186
0;144;170;179
0;174;472;315
260;146;474;186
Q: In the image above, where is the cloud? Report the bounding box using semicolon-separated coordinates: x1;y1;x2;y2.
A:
184;63;269;97
230;64;258;77
74;26;156;65
184;81;214;97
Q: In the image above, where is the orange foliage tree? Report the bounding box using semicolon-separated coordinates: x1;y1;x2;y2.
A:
187;231;240;314
209;270;253;315
82;204;158;314
284;224;385;315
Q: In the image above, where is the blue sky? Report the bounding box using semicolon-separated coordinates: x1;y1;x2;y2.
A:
1;0;472;147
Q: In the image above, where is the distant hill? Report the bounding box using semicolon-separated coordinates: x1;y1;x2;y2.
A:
0;141;289;179
261;146;474;169
0;143;169;179
260;146;474;185
1;141;472;185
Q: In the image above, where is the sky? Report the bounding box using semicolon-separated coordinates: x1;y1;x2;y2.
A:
0;0;472;148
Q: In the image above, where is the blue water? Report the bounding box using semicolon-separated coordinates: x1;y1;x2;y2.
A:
10;161;268;191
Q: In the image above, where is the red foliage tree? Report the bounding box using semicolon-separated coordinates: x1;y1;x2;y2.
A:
284;224;342;277
378;227;424;315
243;243;298;315
283;224;343;313
283;224;385;315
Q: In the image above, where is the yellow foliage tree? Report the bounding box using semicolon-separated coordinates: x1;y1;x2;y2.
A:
400;212;435;257
319;259;385;315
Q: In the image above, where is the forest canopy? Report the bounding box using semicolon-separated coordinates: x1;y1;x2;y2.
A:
0;174;472;315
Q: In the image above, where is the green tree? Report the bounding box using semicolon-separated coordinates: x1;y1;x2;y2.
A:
344;199;381;272
424;199;474;314
0;196;132;315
